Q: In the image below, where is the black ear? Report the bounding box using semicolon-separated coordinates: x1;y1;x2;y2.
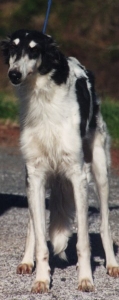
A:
38;34;59;75
0;37;10;64
44;35;58;57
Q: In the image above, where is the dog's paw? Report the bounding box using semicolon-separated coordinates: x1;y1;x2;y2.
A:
107;266;119;278
17;263;33;274
78;279;94;292
31;281;49;294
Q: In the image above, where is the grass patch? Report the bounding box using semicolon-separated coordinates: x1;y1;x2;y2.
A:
101;98;119;148
0;91;18;122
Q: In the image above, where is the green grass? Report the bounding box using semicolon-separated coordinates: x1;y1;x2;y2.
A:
0;92;18;122
101;98;119;147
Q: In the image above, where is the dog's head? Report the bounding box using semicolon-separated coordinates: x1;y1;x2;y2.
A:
1;29;59;86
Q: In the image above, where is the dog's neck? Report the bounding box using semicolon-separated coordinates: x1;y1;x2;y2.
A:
14;71;51;99
15;70;64;131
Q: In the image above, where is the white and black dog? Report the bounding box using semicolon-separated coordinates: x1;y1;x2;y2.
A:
1;29;119;293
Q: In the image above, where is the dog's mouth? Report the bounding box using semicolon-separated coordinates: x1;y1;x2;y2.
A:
10;80;22;87
28;71;33;76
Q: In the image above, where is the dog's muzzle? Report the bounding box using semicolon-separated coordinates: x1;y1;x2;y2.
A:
8;70;22;85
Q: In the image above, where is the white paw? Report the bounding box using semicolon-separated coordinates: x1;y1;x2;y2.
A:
31;280;49;293
17;263;33;274
78;279;94;292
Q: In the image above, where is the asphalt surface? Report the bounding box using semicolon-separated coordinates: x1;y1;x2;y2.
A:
0;146;119;300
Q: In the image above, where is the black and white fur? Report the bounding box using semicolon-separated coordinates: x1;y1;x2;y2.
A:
1;29;119;293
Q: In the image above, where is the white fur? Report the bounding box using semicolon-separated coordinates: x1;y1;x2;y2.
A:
8;54;41;82
13;38;20;45
29;41;37;48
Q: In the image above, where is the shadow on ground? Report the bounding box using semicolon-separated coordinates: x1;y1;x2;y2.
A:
0;193;119;277
0;193;28;215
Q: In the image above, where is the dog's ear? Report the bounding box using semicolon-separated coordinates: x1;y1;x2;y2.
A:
38;34;60;75
0;36;11;64
44;35;60;62
44;35;58;58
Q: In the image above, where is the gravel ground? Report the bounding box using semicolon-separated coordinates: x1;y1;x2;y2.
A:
0;146;119;300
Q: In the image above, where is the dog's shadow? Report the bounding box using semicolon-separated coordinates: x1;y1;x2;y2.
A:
0;193;119;278
0;194;28;215
48;204;119;277
48;232;118;276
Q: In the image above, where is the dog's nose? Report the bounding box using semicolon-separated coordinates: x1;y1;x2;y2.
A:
8;70;22;85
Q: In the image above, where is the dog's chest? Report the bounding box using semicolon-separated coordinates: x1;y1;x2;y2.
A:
20;85;81;169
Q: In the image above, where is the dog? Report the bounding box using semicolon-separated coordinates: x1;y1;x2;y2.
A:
1;29;119;293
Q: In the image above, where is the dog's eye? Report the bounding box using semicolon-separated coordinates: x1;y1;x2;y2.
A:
28;45;40;58
9;43;17;53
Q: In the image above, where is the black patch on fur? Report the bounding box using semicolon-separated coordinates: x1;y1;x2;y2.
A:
86;70;99;131
51;53;69;85
76;70;99;138
75;77;90;137
38;44;69;85
9;29;46;62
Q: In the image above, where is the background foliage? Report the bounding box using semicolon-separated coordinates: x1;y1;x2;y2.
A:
0;0;119;144
0;0;119;97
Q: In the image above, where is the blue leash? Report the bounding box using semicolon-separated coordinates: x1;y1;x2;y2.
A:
42;0;52;34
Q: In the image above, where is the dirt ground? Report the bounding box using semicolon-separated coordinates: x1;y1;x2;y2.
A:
0;124;119;174
0;124;19;148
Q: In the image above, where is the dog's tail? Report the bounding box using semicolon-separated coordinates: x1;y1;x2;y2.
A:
49;176;75;259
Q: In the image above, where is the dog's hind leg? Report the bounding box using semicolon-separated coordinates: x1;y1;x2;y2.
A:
66;163;94;292
92;127;119;277
17;213;35;274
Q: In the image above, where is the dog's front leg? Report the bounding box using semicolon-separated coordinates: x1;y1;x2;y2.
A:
17;212;35;274
25;164;50;293
67;164;94;292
